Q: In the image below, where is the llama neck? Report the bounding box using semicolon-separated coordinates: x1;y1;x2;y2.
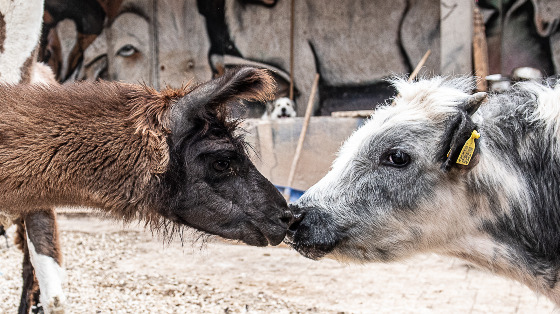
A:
0;81;175;221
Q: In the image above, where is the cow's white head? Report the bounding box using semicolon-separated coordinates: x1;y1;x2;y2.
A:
286;77;490;262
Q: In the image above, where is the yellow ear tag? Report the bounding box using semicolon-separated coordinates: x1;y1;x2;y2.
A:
456;130;480;165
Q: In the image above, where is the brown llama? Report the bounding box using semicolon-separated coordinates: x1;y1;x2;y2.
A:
0;66;292;312
0;1;65;313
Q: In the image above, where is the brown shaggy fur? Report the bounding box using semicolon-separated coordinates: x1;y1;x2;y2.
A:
1;67;281;313
0;81;173;223
0;70;276;232
128;85;189;174
0;9;62;311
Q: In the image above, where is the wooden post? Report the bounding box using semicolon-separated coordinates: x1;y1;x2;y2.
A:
473;6;489;91
284;73;320;200
390;49;431;106
408;50;431;83
289;0;295;101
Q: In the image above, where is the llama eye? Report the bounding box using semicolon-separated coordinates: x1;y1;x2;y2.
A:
117;44;138;57
213;160;230;172
381;150;411;168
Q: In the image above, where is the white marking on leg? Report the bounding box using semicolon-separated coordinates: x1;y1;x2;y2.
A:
26;230;66;314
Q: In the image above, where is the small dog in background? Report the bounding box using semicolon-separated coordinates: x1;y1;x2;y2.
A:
262;97;297;119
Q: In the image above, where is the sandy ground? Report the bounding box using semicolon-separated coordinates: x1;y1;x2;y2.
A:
0;214;555;313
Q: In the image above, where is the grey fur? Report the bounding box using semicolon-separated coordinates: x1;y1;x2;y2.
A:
287;77;560;304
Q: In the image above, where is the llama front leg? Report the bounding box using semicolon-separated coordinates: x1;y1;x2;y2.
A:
17;221;40;314
24;210;65;314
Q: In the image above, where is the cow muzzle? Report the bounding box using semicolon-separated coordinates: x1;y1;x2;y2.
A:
284;205;341;260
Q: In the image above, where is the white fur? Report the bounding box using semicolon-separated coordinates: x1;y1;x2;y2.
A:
523;81;560;137
294;76;560;304
307;78;472;212
311;76;528;225
470;142;530;215
26;231;66;314
31;62;57;85
0;0;44;84
391;76;472;119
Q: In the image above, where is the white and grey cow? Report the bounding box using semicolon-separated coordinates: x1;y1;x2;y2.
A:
287;76;560;305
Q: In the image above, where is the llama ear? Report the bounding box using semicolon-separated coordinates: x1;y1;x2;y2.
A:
170;67;276;144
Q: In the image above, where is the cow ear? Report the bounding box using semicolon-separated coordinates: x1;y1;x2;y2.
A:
437;93;485;172
169;67;276;144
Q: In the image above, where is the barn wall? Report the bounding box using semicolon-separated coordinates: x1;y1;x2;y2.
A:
244;117;364;190
44;0;444;116
37;0;560;189
42;0;560;117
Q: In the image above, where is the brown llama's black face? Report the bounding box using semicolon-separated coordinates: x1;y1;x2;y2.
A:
166;133;290;246
161;67;291;246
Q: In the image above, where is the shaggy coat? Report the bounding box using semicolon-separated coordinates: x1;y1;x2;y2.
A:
0;67;291;312
0;1;65;312
0;81;173;218
288;77;560;305
0;67;291;248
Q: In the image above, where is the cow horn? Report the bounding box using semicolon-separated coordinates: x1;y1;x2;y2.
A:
463;92;487;115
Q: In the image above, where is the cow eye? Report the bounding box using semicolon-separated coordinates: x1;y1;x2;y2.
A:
117;44;138;57
212;160;230;172
382;150;411;168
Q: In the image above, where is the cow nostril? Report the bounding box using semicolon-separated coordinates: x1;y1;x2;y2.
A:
280;210;293;226
288;213;304;232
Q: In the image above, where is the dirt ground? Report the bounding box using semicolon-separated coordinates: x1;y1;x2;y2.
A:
0;214;555;313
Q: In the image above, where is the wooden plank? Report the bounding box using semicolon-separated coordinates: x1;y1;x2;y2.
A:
473;6;489;91
331;110;374;118
284;73;320;200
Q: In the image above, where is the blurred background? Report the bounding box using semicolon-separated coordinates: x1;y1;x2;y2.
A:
41;0;560;116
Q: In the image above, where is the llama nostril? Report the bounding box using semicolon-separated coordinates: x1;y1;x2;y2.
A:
288;213;304;232
279;210;293;226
